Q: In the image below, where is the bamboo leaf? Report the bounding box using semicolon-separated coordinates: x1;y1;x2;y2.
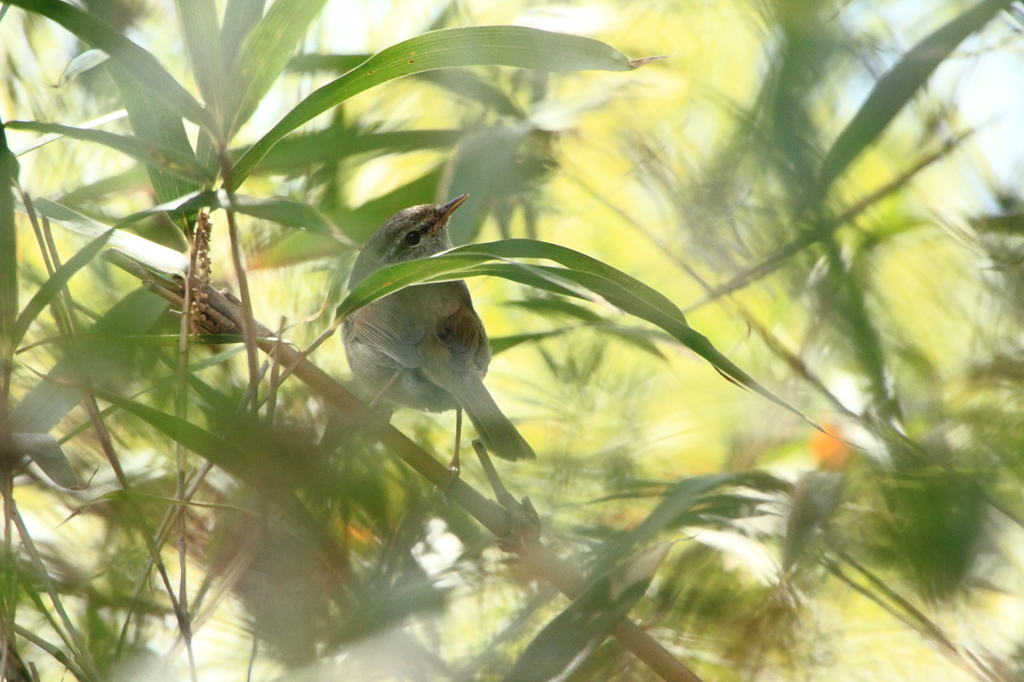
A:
0;123;17;352
3;0;214;132
12;433;80;489
231;26;648;183
336;240;811;424
223;0;330;139
115;189;342;236
503;543;672;682
10;227;114;350
11;289;168;434
6;121;215;184
97;393;263;480
56;48;109;87
818;0;1010;193
220;0;265;66
175;0;227;120
105;60;207;230
23;198;190;280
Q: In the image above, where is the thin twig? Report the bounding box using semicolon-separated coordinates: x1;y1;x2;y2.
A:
173;212;209;682
35;217;195;671
12;624;87;681
7;498;98;680
114;461;214;658
184;282;704;682
266;317;287;425
826;555;996;682
217;163;261;414
685;133;971;312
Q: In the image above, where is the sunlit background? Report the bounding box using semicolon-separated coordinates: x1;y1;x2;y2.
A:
3;0;1024;680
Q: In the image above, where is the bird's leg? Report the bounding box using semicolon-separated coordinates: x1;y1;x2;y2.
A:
471;440;540;554
434;409;463;501
447;408;463;476
368;370;401;409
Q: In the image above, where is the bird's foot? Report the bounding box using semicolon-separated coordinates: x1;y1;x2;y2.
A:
471;440;541;553
496;494;541;554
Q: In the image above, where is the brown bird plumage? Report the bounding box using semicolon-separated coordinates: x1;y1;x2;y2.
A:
342;195;536;462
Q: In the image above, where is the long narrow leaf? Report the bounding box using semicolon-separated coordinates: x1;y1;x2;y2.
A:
10;228;114;350
23;199;190;279
11;110;128;157
336;240;813;424
12;433;80;489
96;393;263;480
230;26;647;183
4;0;214;132
114;189;343;236
175;0;227;121
105;61;206;230
223;0;330;138
220;0;265;66
818;0;1010;193
0;123;17;348
504;543;672;682
6;121;215;184
11;289;168;434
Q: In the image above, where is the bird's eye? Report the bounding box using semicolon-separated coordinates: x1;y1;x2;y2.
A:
404;230;422;246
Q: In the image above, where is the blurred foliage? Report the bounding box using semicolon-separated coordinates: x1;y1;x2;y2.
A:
3;0;1024;681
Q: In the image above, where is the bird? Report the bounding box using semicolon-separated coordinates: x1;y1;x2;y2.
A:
341;194;536;469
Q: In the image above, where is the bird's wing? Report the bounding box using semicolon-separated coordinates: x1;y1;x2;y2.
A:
345;296;425;368
434;282;487;374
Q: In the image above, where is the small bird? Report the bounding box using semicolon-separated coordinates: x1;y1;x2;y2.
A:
342;195;536;467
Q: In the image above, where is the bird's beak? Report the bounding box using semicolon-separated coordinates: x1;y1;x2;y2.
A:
432;194;469;235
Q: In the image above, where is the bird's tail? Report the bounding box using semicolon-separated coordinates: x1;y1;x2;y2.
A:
454;374;536;462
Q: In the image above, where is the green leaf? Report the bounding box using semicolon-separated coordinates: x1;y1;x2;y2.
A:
230;25;646;183
56;48;109;87
222;0;330;139
784;471;846;570
616;474;739;553
12;433;80;489
5;121;215;184
10;227;115;351
490;323;668;360
11;110;128;157
96;393;265;482
59;164;148;205
0;122;17;353
336;239;811;424
416;69;525;119
105;60;206;230
818;0;1010;193
286;53;371;74
503;543;672;682
438;124;543;244
290;56;526;115
115;189;343;236
11;289;168;434
175;0;227;122
4;0;214;132
24;198;190;280
220;0;265;67
255;128;462;175
489;330;568;355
